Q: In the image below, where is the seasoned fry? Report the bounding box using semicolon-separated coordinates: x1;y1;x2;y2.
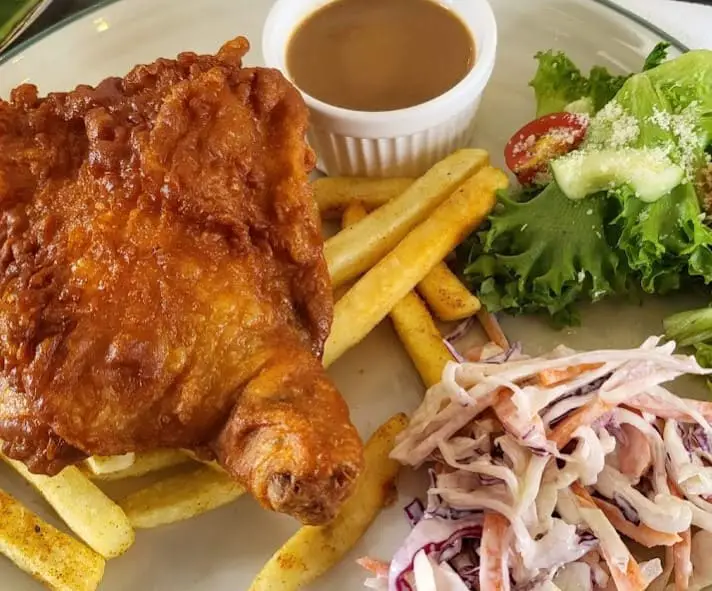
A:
313;177;413;218
390;292;455;388
119;465;244;529
0;488;105;591
324;166;507;367
325;149;489;288
334;201;369;302
341;200;368;228
417;262;481;321
84;450;189;481
343;202;480;324
84;453;136;476
249;413;408;591
341;203;454;388
1;455;134;558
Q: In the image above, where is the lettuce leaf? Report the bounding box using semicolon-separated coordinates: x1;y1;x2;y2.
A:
462;49;712;324
643;42;671;71
593;51;712;292
530;43;670;117
587;66;628;113
664;307;712;377
463;182;627;324
664;306;712;347
614;183;712;294
529;51;590;117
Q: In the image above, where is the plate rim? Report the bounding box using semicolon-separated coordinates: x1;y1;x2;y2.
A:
0;0;692;69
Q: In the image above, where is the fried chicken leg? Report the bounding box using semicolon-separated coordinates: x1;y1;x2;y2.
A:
0;37;363;524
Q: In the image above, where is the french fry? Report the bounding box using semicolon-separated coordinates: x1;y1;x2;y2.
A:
341;200;368;228
0;488;105;591
344;201;480;324
84;453;136;476
325;149;489;288
417;262;481;321
333;201;369;301
84;449;188;481
181;449;225;471
249;413;408;591
119;465;244;529
390;292;456;388
324;166;507;367
342;203;454;388
312;177;413;218
1;455;134;558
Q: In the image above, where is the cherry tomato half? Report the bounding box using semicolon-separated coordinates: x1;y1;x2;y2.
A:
504;112;589;185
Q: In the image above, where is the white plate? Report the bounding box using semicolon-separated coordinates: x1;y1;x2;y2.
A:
0;1;700;590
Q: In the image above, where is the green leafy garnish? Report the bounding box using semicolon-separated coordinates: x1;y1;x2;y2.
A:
664;307;712;376
643;42;671;71
463;182;626;324
529;51;590;117
461;47;712;324
664;307;712;347
530;42;671;117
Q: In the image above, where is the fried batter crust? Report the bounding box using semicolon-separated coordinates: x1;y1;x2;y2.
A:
0;37;363;524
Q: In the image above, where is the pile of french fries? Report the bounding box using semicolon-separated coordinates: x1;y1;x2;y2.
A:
0;148;507;591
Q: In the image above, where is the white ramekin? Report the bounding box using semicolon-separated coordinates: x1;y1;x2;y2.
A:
262;0;498;177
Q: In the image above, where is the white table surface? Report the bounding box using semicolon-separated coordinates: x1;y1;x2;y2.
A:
615;0;712;48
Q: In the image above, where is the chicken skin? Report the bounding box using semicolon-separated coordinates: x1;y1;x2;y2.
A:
0;37;363;525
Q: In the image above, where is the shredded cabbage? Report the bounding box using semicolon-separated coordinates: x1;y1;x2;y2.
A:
364;338;712;591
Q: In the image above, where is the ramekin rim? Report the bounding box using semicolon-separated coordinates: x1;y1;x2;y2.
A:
261;0;498;125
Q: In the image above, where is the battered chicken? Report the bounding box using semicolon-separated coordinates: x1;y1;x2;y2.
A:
0;37;363;525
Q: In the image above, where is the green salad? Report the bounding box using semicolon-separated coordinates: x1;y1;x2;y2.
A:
460;44;712;331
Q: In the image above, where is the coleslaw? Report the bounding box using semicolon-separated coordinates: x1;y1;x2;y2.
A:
361;336;712;591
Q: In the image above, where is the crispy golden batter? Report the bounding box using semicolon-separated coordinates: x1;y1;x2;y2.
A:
0;37;363;525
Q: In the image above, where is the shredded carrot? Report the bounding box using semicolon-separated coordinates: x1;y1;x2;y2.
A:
479;512;511;591
548;397;613;449
476;309;509;350
626;393;712;422
492;389;547;443
571;484;647;591
537;363;604;387
663;480;693;591
673;528;692;591
591;497;682;548
356;557;389;577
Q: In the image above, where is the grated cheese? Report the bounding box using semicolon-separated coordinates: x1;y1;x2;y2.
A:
649;103;703;179
588;101;640;149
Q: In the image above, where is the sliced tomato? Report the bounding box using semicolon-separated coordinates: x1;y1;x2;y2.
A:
504;112;589;185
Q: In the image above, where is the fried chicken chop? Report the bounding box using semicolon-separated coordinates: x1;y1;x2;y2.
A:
0;37;363;525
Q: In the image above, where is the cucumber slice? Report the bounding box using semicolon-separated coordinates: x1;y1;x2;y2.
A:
551;148;684;202
564;97;594;115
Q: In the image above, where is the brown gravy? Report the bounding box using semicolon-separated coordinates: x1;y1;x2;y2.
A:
286;0;475;112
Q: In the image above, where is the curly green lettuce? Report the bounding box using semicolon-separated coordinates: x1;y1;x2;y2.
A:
601;51;712;291
463;183;627;324
529;42;669;117
529;51;589;117
462;48;712;323
643;42;672;71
